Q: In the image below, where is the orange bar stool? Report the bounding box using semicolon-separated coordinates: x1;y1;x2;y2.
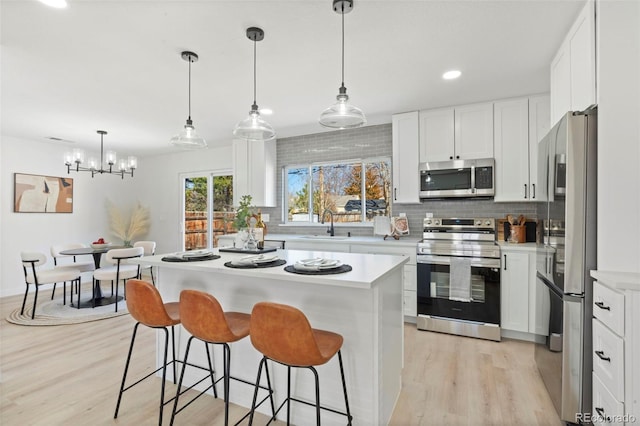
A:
114;279;180;426
170;290;274;426
248;302;352;426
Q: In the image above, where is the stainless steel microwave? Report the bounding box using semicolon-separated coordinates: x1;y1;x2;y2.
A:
419;158;495;199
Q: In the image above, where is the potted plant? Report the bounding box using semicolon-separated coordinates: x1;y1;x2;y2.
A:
233;195;254;247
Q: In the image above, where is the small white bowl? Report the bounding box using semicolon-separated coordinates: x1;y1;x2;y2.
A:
90;242;111;249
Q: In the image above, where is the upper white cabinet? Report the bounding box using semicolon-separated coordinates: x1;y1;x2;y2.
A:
232;138;277;207
419;102;493;163
454;102;494;160
550;0;596;125
418;108;454;163
392;111;420;204
494;95;550;202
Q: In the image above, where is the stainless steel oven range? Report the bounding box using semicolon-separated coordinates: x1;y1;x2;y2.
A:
416;217;501;341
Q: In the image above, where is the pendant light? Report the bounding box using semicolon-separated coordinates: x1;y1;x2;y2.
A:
233;27;276;141
170;51;207;149
319;0;366;129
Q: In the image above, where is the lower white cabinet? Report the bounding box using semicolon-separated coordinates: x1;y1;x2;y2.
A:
499;244;546;337
348;243;417;318
500;250;530;332
590;271;640;425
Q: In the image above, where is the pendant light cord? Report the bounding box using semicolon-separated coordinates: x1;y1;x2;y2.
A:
253;37;257;106
187;57;192;121
341;2;345;88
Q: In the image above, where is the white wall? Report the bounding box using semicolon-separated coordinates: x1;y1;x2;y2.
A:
0;134;232;297
131;145;233;256
596;0;640;273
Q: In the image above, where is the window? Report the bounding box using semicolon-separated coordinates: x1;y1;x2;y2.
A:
284;158;391;224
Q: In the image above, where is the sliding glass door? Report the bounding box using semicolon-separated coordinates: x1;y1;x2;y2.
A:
181;172;234;250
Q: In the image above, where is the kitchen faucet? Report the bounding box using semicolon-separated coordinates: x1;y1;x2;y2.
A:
321;209;335;237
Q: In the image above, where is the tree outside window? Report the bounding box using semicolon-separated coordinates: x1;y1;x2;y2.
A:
285;158;391;224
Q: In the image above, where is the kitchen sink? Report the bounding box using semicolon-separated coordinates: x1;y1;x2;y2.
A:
300;235;348;240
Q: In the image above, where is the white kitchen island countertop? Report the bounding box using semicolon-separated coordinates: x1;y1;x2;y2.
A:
134;248;407;425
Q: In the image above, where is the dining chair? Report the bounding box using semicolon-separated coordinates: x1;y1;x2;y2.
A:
133;241;156;285
20;251;81;319
93;247;143;312
51;243;96;303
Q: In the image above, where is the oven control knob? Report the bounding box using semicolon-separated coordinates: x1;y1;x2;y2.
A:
475;220;482;226
485;220;492;226
425;219;431;226
433;219;440;226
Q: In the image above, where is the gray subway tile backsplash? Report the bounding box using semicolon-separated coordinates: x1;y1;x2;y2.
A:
259;123;537;238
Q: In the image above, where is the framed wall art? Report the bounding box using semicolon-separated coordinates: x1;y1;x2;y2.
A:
14;173;74;213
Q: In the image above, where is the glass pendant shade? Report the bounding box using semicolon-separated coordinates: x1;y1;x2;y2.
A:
234;27;275;142
233;104;276;141
319;87;366;129
170;119;207;149
171;51;207;149
319;0;366;130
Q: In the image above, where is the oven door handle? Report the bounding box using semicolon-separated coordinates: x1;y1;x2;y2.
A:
417;254;500;268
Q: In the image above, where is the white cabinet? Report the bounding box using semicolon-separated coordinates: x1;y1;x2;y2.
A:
500;250;530;332
494;95;550;202
454;102;494;160
419;103;493;163
232;138;277;207
418;108;454;163
499;244;546;337
494;98;530;202
550;0;596;125
391;112;420;203
590;271;640;425
349;243;417;319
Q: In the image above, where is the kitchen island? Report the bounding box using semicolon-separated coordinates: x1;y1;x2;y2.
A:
135;248;407;425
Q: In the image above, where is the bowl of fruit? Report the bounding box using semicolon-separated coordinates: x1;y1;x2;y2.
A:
90;238;111;249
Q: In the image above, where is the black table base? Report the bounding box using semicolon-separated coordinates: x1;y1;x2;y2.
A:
72;295;124;309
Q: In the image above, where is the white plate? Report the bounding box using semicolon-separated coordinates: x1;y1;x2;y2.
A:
298;258;339;267
232;254;279;266
293;260;343;271
182;250;214;258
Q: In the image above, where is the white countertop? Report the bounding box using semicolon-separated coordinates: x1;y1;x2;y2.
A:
136;248;408;290
219;233;422;249
590;270;640;291
497;241;540;252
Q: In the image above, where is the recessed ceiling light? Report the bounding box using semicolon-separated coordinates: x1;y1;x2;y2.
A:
260;108;273;116
442;70;461;80
38;0;68;8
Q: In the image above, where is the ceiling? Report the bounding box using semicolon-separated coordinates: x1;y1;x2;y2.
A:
1;0;584;158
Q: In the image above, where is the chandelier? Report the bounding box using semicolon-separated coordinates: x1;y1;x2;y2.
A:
64;130;137;178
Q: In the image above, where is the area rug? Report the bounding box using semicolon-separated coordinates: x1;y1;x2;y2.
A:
5;297;129;326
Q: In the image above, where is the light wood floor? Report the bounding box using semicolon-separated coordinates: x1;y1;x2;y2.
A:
0;289;561;425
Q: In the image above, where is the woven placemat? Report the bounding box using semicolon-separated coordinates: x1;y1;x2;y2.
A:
161;254;221;262
284;264;352;275
224;259;287;269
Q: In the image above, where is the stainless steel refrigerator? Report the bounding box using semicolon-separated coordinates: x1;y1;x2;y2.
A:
535;106;597;423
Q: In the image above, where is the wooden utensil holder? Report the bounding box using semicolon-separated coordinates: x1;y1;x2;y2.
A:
510;225;526;243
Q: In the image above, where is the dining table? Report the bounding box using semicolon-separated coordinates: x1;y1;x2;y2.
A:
59;246;123;308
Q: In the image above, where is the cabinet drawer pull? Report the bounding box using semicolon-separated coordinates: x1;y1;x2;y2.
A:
595;407;611;422
524;184;527;199
595;350;611;362
595;301;611;311
532;183;535;199
503;254;507;270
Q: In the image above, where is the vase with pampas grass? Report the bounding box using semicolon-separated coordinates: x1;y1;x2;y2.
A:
106;199;150;247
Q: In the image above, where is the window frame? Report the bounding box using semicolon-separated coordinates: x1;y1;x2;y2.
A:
282;156;391;226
